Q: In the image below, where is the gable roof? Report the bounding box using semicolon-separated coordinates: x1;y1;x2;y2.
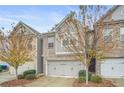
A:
97;5;120;23
14;21;41;35
51;11;76;32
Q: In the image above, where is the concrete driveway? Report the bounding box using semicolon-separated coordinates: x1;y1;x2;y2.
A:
109;78;124;87
25;77;74;87
0;72;16;84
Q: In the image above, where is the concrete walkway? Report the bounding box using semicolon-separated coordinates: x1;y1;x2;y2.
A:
0;72;16;84
109;78;124;87
25;77;74;87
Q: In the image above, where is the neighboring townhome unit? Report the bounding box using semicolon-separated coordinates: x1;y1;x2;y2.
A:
9;21;43;75
95;5;124;78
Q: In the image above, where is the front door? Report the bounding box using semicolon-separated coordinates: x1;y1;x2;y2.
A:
89;58;96;73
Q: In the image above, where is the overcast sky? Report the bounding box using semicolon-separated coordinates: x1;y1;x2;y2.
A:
0;5;79;33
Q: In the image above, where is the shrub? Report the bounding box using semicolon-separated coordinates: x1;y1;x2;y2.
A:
88;72;92;81
23;69;36;77
78;76;85;83
25;74;36;80
91;75;102;83
78;70;86;77
18;74;24;79
0;65;3;72
78;70;92;81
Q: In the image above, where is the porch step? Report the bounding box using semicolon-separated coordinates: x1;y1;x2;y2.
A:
36;73;44;78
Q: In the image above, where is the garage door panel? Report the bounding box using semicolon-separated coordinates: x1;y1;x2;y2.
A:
47;61;84;77
48;63;58;76
57;65;65;76
116;64;124;76
101;58;124;78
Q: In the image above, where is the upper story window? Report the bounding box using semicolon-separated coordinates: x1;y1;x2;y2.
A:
28;43;32;50
48;36;54;48
61;37;78;48
62;38;69;47
120;27;124;42
28;38;33;50
103;28;112;43
60;31;78;47
121;9;124;15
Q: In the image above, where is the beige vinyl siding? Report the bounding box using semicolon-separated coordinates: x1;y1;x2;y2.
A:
9;62;36;74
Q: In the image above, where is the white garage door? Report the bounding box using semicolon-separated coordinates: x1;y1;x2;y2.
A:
47;61;84;77
101;58;124;78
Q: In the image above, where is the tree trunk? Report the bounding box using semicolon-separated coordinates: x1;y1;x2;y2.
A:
84;54;89;84
15;67;18;79
86;66;88;85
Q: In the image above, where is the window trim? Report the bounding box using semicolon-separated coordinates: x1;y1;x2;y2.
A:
48;42;54;48
120;26;124;42
48;36;54;49
103;28;113;43
55;33;77;54
121;9;124;15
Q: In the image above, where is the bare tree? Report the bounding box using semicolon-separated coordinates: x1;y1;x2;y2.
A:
57;6;119;84
0;27;35;79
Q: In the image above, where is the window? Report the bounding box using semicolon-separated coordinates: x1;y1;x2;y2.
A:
62;39;67;46
62;38;69;47
70;38;78;46
61;31;78;47
120;27;124;42
103;28;112;42
121;9;124;15
28;38;33;50
62;37;78;48
48;36;54;48
28;43;32;50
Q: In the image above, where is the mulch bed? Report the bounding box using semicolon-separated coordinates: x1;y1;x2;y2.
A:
0;79;34;87
72;79;116;87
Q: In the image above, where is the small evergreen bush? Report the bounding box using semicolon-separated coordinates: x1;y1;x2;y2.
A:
25;74;36;80
78;70;92;81
78;76;86;83
91;75;102;83
18;74;24;79
23;69;36;77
